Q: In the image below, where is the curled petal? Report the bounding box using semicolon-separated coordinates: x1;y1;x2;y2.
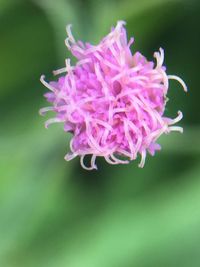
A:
168;75;188;92
138;150;146;168
40;21;187;170
39;106;55;116
80;155;97;170
64;153;78;161
40;75;56;92
45;118;63;128
168;126;183;133
110;154;129;164
168;111;183;125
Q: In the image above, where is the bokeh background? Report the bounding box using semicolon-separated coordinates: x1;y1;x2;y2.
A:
0;0;200;266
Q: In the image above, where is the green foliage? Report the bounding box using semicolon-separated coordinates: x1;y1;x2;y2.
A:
0;0;200;266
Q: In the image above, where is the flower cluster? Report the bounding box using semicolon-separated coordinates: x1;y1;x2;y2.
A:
40;21;187;170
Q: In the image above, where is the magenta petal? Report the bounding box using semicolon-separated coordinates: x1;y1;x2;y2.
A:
40;21;187;170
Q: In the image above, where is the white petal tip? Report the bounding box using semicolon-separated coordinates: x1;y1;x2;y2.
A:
39;110;44;116
168;75;188;92
40;74;45;82
138;162;145;168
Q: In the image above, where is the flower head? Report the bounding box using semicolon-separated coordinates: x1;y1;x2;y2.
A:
40;21;187;170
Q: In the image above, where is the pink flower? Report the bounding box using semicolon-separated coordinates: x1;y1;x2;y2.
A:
40;21;187;170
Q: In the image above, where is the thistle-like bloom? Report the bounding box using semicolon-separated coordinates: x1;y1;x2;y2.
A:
40;21;187;170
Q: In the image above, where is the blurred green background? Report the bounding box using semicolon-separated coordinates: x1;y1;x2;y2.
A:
0;0;200;266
